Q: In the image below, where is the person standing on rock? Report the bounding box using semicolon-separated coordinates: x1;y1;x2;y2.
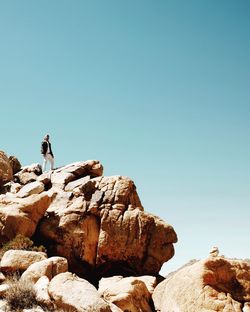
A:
41;134;54;172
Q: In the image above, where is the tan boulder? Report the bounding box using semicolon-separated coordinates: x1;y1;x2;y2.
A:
16;181;44;198
48;272;112;312
0;151;13;187
98;276;154;311
0;250;47;273
0;191;54;242
97;208;176;275
14;163;42;185
51;171;75;186
19;163;42;175
65;175;91;191
8;156;21;174
152;257;250;311
136;275;157;295
37;172;51;185
34;276;54;309
51;160;103;187
37;175;177;277
10;182;22;193
16;172;38;185
21;256;68;284
0;159;177;280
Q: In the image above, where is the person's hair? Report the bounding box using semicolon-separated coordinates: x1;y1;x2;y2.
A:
44;134;50;140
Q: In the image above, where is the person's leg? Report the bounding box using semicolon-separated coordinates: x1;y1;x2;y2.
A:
42;156;47;172
50;156;54;170
47;154;54;170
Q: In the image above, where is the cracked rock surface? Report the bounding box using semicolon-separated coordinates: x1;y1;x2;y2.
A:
0;160;177;279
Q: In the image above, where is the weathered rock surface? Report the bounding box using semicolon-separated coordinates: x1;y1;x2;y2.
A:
153;257;250;312
0;158;177;279
37;174;177;277
0;154;250;312
16;181;44;198
0;151;13;187
98;276;154;311
34;276;54;309
8;156;21;175
0;249;47;273
0;191;54;243
48;272;113;312
21;256;68;284
14;163;42;185
50;160;103;187
99;275;157;295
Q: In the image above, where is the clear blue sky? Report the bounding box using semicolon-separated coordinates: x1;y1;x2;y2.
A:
0;1;249;275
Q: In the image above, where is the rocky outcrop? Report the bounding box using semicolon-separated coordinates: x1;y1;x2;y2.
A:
0;158;181;312
98;276;156;311
21;256;68;284
0;158;177;279
8;156;21;175
152;257;250;311
48;272;113;312
37;173;177;278
0;154;249;311
14;163;42;185
0;192;54;243
16;181;45;198
0;250;47;273
34;276;54;309
0;152;13;187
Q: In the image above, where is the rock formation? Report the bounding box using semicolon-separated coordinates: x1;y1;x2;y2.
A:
0;250;47;273
0;158;177;281
98;275;157;311
0;152;249;311
153;257;250;311
48;272;113;312
0;151;13;188
8;156;21;175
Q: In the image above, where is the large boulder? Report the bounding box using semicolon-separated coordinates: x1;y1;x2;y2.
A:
48;272;113;312
21;256;68;284
8;156;21;175
37;174;177;278
0;160;177;280
0;191;54;243
0;250;47;273
0;151;13;187
16;181;44;198
98;276;155;311
50;160;103;187
14;163;42;185
152;257;250;312
34;276;54;309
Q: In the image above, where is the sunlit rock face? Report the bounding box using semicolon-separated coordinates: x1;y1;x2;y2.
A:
0;158;177;281
0;151;13;187
153;257;250;312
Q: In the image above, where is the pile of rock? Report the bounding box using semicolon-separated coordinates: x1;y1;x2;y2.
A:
0;150;249;311
0;156;177;280
0;249;249;311
153;256;250;312
0;152;21;189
